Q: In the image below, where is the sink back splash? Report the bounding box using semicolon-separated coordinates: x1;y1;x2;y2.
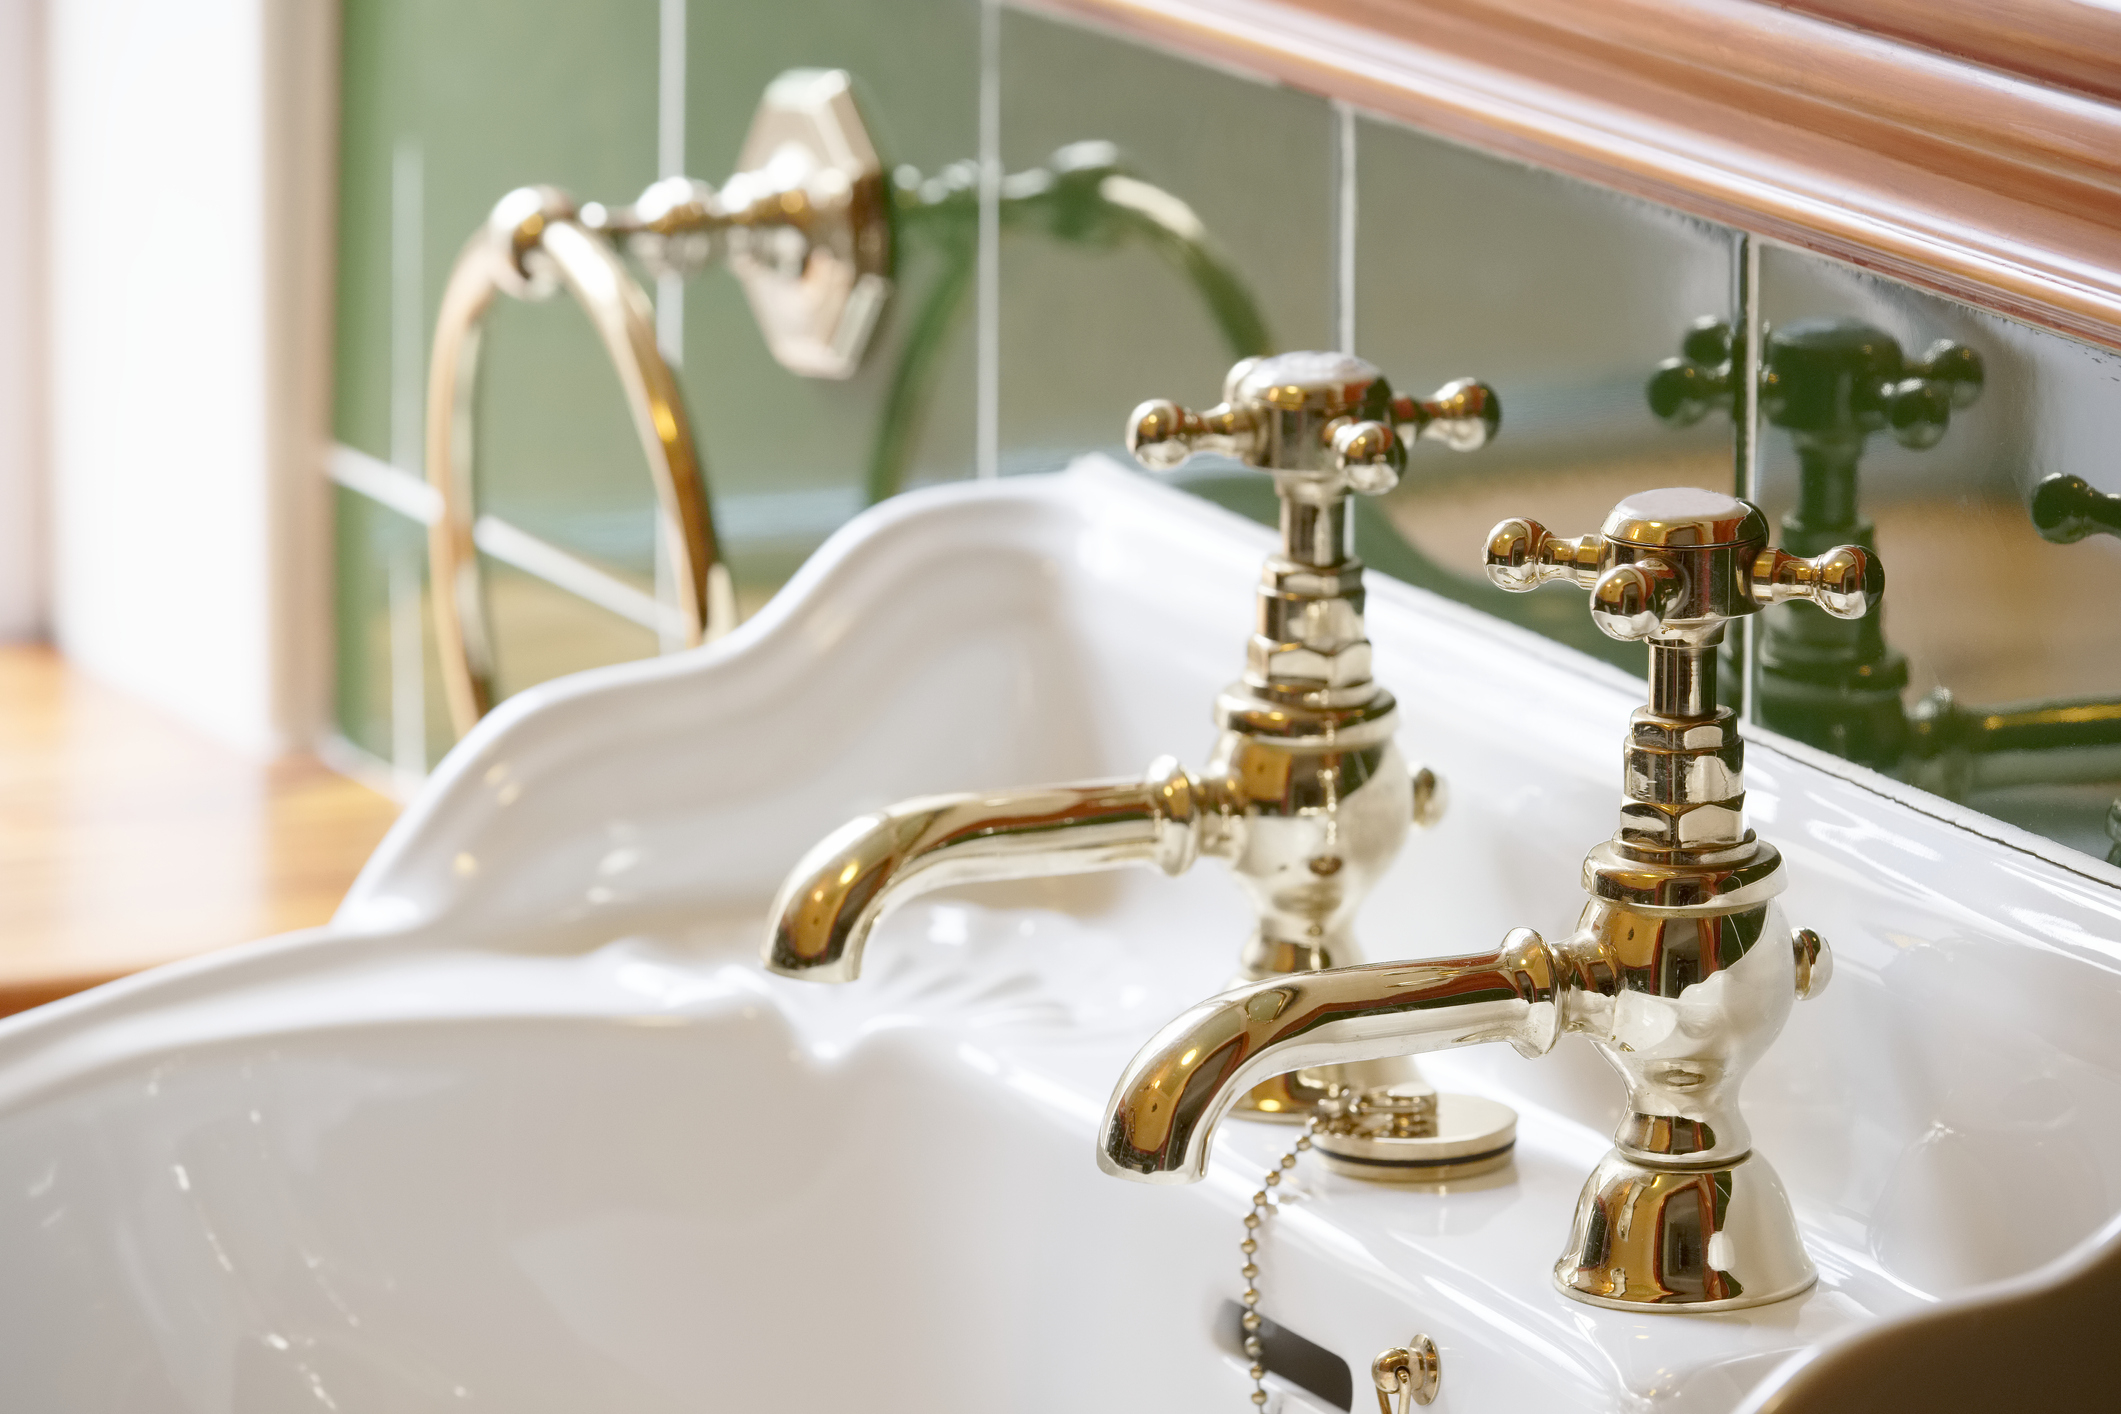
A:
328;0;2121;878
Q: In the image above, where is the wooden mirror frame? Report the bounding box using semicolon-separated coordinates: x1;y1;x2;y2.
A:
1034;0;2121;351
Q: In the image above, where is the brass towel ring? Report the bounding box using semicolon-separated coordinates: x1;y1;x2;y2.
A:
421;70;892;737
424;184;730;735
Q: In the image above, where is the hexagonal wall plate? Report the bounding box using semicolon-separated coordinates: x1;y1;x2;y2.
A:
730;69;893;380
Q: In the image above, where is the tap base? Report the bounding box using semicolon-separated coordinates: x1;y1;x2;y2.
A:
1554;1148;1816;1312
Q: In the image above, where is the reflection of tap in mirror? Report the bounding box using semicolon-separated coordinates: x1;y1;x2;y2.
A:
2028;473;2121;865
1648;312;1984;767
1758;250;2121;862
1630;247;2121;863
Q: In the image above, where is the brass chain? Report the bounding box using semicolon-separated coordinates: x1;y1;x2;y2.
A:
1239;1113;1323;1409
1238;1097;1441;1413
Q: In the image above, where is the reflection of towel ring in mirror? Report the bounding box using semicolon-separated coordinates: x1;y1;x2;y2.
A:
425;187;730;735
420;69;893;737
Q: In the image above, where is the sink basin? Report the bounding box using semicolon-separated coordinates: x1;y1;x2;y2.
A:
3;460;2119;1411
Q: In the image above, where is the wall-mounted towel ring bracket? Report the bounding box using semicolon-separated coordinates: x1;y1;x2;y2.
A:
423;70;891;734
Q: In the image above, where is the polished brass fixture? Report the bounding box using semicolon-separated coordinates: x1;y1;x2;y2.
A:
1237;1114;1322;1407
1372;1340;1441;1412
766;352;1498;1123
425;69;890;732
1101;487;1877;1311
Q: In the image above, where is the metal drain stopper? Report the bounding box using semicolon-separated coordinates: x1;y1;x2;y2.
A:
1310;1081;1517;1183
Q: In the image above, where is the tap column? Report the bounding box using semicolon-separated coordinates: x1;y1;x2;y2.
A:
1488;487;1875;1308
1131;352;1497;1121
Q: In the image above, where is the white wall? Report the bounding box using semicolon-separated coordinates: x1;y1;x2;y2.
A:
0;0;44;641
46;0;337;754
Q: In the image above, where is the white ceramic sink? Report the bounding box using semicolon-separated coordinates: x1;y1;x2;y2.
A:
4;461;2119;1411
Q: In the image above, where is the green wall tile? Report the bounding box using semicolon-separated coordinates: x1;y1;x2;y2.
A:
678;0;982;606
1353;117;1736;672
331;486;401;764
1355;116;1733;477
482;560;660;701
335;0;667;741
996;11;1332;472
336;0;660;506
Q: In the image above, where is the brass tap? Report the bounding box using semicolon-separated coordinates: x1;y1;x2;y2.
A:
1100;488;1875;1311
765;352;1497;1122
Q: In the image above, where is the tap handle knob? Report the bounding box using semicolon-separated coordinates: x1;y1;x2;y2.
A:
1746;544;1883;619
2029;473;2121;545
1328;418;1402;494
1903;336;1985;411
1589;558;1688;641
1484;488;1883;641
1393;377;1501;453
1126;398;1257;470
1483;517;1601;591
1127;353;1497;491
1769;319;1983;450
1874;339;1983;451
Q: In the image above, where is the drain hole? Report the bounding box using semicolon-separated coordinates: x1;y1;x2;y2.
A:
1216;1299;1353;1411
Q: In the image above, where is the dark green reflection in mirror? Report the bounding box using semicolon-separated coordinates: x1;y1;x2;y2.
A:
870;140;1270;505
1653;316;2121;848
1653;315;1982;763
2029;473;2121;865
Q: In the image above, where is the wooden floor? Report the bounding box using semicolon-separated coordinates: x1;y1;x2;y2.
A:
0;646;400;1016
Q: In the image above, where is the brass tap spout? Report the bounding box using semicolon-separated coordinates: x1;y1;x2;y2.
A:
766;759;1212;982
1101;930;1560;1183
1102;892;1820;1188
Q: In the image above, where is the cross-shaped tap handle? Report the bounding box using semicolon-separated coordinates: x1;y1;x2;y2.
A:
1484;488;1881;645
1128;352;1498;497
2030;474;2121;545
1649;316;1982;451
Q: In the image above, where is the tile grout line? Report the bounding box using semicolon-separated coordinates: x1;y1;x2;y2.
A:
386;138;428;783
654;0;688;649
1735;231;1760;505
1734;230;1761;728
655;0;687;367
976;0;1001;479
388;141;423;477
1334;102;1357;354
